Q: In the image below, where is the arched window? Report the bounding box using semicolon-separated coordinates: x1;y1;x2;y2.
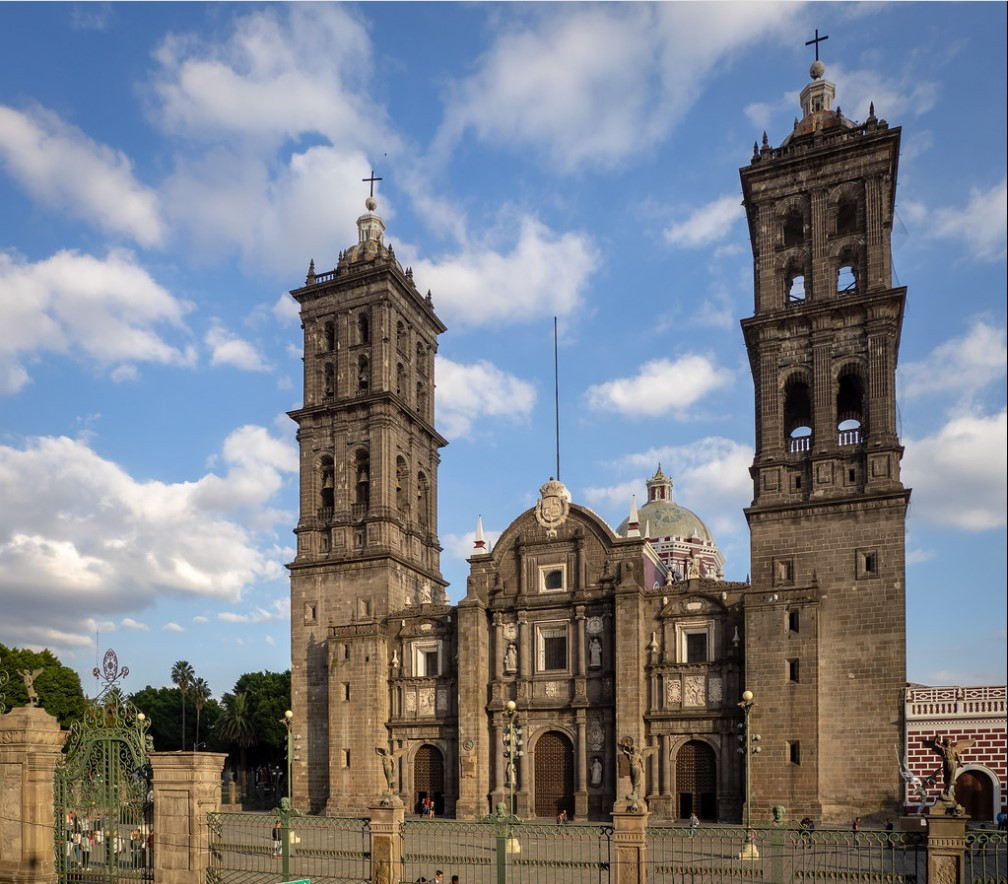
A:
417;472;429;529
324;362;335;397
416;342;426;376
788;273;806;303
836;248;858;294
396;456;409;514
358;356;369;393
354;450;370;507
782;208;804;247
396;362;406;398
784;376;813;452
319;456;334;511
836;195;858;236
416;381;427;416
396;320;406;352
357;312;370;345
836;370;865;444
324;321;336;351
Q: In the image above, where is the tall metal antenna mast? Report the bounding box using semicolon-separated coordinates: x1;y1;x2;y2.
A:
554;317;560;480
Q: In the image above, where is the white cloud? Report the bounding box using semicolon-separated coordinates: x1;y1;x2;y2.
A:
121;618;149;631
436;357;537;439
906;548;935;566
0;105;164;246
664;195;745;249
436;4;801;171
205;323;271;372
585;355;733;417
926;178;1007;262
0;249;196;393
903;409;1007;531
414;217;599;329
216;597;289;625
0;426;297;654
192;615;209;624
163;622;185;633
442;527;505;563
273;294;300;325
900;319;1006;401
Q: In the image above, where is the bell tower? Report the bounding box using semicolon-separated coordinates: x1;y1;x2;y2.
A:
288;190;447;812
739;57;909;820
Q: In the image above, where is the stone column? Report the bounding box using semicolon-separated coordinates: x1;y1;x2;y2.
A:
926;814;967;884
370;799;405;884
611;809;648;884
149;752;227;884
574;711;588;819
0;706;66;884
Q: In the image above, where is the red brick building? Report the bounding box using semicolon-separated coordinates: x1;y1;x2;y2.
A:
903;684;1006;820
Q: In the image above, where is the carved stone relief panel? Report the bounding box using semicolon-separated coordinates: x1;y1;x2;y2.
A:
588;714;604;752
683;675;706;707
708;676;723;706
418;687;435;716
404;691;416;715
666;677;682;707
436;687;448;714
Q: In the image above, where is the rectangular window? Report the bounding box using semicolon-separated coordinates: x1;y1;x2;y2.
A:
857;549;879;579
342;682;351;701
537;624;568;672
538;563;567;593
774;558;794;587
423;650;439;677
686;633;708;664
413;641;442;677
788;658;800;683
789;741;801;765
788;610;800;633
304;602;317;624
342;749;350;768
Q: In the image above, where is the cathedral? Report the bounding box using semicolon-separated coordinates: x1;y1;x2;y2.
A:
288;56;908;824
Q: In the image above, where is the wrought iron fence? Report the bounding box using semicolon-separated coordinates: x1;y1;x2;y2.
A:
206;811;370;884
647;824;928;883
965;829;1007;884
400;818;613;883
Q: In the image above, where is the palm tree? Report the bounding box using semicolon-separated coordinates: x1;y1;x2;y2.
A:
170;660;195;749
191;677;211;750
217;691;257;793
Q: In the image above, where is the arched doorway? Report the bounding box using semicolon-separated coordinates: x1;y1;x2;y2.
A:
676;740;717;820
955;770;994;821
414;744;445;816
534;731;574;819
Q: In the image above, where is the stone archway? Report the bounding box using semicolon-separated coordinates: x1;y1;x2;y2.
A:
534;731;574;819
675;740;717;820
413;744;445;816
955;769;994;821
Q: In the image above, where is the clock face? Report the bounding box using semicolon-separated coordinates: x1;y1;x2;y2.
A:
587;616;603;635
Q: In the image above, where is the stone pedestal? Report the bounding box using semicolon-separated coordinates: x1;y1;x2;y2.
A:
926;813;967;884
611;808;648;884
149;752;227;884
369;798;405;884
0;706;66;884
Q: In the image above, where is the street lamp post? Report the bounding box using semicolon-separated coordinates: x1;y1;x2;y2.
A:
737;690;761;860
280;709;300;807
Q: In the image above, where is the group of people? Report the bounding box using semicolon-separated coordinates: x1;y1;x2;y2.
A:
414;872;458;883
63;812;151;869
419;795;436;817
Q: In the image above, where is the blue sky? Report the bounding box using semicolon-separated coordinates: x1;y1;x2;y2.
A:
0;2;1004;701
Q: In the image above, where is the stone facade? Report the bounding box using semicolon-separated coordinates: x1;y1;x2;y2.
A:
738;60;908;823
290;60;910;824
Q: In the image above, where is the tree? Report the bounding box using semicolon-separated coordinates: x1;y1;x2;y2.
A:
232;670;291;755
216;691;257;790
0;644;87;727
130;684;222;752
192;676;211;749
170;660;195;748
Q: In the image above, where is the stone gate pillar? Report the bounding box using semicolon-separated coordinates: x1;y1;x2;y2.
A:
0;706;66;884
926;814;967;884
149;752;227;884
611;808;648;884
369;798;405;884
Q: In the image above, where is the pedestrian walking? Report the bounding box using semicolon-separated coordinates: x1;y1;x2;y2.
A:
272;819;282;856
852;817;861;847
689;812;699;837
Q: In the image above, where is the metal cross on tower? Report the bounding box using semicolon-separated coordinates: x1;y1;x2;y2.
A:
362;169;382;198
805;28;829;61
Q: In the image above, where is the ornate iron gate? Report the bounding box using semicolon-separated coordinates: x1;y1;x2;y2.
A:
54;684;154;883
